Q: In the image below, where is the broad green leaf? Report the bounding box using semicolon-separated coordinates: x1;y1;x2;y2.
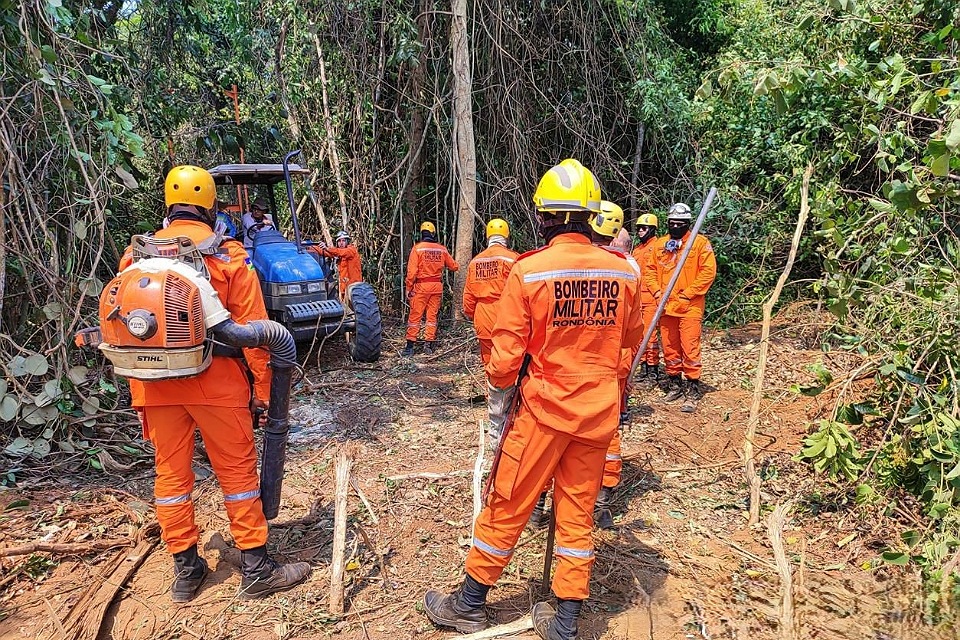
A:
74;219;87;241
945;461;960;481
115;165;139;189
0;396;18;422
931;153;951;177
0;380;6;396
24;354;48;376
80;278;103;297
43;379;63;401
3;436;33;457
31;438;51;459
81;396;100;415
41;302;62;320
946;120;960;152
40;45;56;63
67;366;89;385
881;551;910;565
695;78;713;100
8;356;28;377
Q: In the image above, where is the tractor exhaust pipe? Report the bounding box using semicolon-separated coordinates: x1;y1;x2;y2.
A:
211;319;296;520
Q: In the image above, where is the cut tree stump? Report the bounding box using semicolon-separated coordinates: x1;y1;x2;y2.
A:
329;445;356;615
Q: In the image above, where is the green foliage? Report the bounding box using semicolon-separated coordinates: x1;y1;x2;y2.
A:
798;419;864;481
695;0;959;606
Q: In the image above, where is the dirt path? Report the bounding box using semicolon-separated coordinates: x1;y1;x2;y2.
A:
0;316;951;639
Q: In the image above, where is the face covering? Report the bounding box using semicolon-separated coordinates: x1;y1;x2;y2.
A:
667;221;690;240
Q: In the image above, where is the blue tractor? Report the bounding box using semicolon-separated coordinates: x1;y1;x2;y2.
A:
208;151;382;362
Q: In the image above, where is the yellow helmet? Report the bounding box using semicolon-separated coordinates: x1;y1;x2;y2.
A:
486;218;510;239
590;200;625;238
420;221;436;234
165;165;216;210
532;159;601;214
636;213;658;228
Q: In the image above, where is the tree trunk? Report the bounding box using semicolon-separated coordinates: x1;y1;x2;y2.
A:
450;0;477;318
401;0;431;293
629;122;646;217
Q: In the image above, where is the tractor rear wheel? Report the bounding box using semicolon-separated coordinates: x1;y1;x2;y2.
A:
345;283;382;363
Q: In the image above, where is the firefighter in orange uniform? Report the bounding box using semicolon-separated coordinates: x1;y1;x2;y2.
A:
308;230;363;298
643;202;717;412
632;213;661;384
422;160;643;640
588;201;638;530
121;166;310;602
462;218;519;366
404;221;459;355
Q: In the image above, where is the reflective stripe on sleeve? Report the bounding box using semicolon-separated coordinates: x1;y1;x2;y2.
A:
605;453;622;461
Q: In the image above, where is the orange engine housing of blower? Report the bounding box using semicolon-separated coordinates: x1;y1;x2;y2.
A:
97;264;211;379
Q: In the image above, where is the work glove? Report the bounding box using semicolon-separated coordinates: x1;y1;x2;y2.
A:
487;382;517;439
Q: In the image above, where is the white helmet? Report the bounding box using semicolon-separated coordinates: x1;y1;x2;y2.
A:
667;202;693;220
667;203;692;220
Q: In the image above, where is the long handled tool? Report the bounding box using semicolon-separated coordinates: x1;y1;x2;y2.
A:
541;509;556;595
626;187;719;386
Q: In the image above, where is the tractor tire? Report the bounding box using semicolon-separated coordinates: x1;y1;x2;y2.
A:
345;283;382;363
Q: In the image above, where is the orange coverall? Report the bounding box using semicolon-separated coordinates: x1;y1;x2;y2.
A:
462;243;519;364
632;237;660;367
309;244;362;297
643;232;717;380
405;241;459;341
469;234;643;600
120;219;272;554
603;251;642;489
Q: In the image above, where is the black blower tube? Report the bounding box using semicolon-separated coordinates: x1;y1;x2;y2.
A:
211;318;296;520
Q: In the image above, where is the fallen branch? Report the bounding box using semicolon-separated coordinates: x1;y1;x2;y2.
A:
60;522;159;640
457;615;533;639
386;469;471;482
350;476;380;525
0;538;132;558
746;164;812;527
768;502;796;640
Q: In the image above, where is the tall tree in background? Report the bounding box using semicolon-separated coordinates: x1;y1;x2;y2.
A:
450;0;477;311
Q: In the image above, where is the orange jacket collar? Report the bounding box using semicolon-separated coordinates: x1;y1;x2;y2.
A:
546;233;591;248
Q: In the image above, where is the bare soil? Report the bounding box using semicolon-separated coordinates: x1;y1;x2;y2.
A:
0;312;954;639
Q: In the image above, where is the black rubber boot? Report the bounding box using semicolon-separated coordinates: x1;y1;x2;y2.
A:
532;598;582;640
170;545;209;603
662;375;685;402
424;341;436;354
402;340;415;357
594;487;615;530
526;491;550;531
423;574;490;633
681;379;703;413
239;546;312;600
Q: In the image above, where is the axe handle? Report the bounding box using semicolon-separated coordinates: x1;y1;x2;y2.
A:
541;508;556;594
